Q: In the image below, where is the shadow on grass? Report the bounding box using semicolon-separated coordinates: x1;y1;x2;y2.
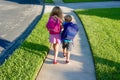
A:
74;8;120;79
21;41;49;57
95;56;120;80
76;8;120;20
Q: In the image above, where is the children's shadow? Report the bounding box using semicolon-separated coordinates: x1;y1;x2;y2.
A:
45;57;53;64
45;49;66;64
44;49;54;64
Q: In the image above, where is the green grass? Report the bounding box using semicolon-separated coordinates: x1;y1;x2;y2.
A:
0;13;50;80
45;0;53;3
75;8;120;80
63;0;113;3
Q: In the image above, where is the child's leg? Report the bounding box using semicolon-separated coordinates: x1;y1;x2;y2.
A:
53;43;59;63
62;42;67;57
65;42;72;63
66;51;70;62
63;48;66;57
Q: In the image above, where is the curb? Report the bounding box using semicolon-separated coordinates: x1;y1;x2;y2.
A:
74;11;97;80
0;0;45;65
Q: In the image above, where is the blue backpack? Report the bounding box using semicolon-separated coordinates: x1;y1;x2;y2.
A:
61;22;79;40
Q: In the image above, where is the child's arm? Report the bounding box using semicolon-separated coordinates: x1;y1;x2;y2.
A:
53;15;63;23
53;15;64;30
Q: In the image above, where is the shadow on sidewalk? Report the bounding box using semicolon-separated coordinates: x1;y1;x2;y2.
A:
0;14;44;65
0;38;11;49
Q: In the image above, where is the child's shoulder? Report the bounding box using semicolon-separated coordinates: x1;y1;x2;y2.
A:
63;22;72;25
67;22;78;29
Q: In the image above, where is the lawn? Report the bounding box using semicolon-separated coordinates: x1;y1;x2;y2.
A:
63;0;113;3
45;0;53;3
0;14;50;80
75;8;120;80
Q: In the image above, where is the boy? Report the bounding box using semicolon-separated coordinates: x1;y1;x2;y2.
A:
61;15;79;63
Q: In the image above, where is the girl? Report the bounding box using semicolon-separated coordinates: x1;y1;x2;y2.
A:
46;6;63;64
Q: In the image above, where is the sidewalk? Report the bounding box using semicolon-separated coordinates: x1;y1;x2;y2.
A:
36;1;120;80
0;0;44;64
36;11;96;80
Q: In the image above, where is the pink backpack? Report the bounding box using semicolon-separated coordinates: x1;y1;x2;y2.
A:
46;16;61;34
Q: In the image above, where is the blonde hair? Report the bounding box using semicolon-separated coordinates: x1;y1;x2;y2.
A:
64;15;72;22
50;6;63;20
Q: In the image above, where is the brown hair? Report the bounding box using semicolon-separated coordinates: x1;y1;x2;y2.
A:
64;15;72;22
50;6;63;20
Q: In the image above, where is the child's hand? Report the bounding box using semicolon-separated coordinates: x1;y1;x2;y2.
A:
53;15;63;23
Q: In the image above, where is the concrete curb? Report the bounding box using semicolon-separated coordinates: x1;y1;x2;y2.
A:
0;0;45;65
36;1;120;80
73;11;97;79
